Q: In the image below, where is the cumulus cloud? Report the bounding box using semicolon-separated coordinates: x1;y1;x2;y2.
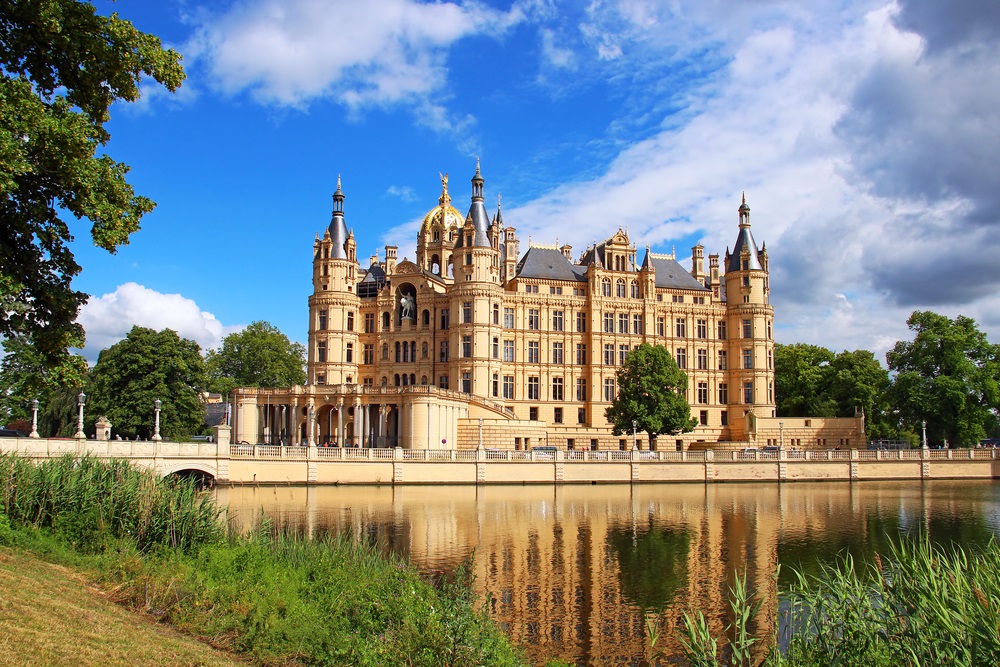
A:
76;283;241;363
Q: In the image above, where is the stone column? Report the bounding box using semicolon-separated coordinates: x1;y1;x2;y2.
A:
337;399;344;446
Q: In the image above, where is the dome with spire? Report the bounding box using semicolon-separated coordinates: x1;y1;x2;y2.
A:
420;173;464;237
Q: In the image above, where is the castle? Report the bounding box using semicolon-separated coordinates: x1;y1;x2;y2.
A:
231;163;863;451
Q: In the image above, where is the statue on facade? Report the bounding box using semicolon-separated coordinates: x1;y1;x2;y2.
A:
400;294;416;320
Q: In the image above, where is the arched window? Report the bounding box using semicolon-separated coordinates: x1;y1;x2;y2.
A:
410;373;416;385
395;342;401;362
422;309;430;326
421;375;428;385
630;281;639;298
616;279;626;298
394;374;400;386
402;374;409;386
602;278;612;297
381;376;388;386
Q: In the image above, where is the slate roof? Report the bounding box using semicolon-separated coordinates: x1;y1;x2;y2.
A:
515;246;587;282
647;254;711;291
726;226;764;272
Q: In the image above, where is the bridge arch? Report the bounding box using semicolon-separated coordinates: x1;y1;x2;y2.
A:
162;462;218;481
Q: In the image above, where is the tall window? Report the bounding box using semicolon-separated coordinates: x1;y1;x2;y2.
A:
317;341;327;363
576;312;587;332
743;349;753;369
345;343;353;363
719;383;728;404
618;344;629;366
630;281;639;298
363;344;374;364
633;314;642;334
503;375;514;399
767;319;772;340
503;307;514;328
552;377;564;401
717;321;727;340
528;341;540;363
528;309;540;330
616;279;626;298
657;316;665;337
697;348;708;370
718;350;727;370
676;348;687;369
528;377;540;400
618;313;628;334
439;341;449;362
439;375;449;389
697;382;708;404
462;372;472;393
493;373;499;397
346;311;354;331
602;279;612;297
492;337;499;359
364;312;375;332
462;335;472;358
603;344;614;365
503;340;515;362
552;310;564;331
493;303;500;325
576;343;587;365
319;309;328;330
576;378;587;401
743;381;753;404
696;319;707;338
742;318;752;338
553;407;563;424
603;378;616;401
603;312;614;333
552;342;564;364
675;318;687;338
440;309;450;329
463;302;472;323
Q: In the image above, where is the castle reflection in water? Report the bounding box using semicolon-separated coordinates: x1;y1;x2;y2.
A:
217;482;1000;665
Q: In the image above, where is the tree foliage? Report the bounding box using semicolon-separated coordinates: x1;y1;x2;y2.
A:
605;343;697;447
887;311;1000;447
205;321;306;397
0;330;87;425
87;326;206;439
0;0;184;367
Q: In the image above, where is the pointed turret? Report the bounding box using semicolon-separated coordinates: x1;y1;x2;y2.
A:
727;193;762;272
328;175;349;259
457;159;490;248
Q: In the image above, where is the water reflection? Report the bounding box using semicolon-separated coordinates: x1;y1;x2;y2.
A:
216;481;1000;666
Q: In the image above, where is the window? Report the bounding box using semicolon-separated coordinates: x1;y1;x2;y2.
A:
395;342;401;362
630;281;639;298
576;378;587;401
439;341;449;362
528;309;540;330
602;279;612;297
346;311;354;331
503;376;514;399
603;344;614;365
696;319;707;339
717;321;727;340
579;409;587;424
492;337;499;359
462;335;472;358
465;252;472;266
550;285;563;295
493;304;500;325
441;309;450;329
576;343;587;365
383;312;390;329
318;341;327;363
618;344;629;366
742;319;752;338
503;340;515;362
553;407;563;424
697;348;708;370
743;381;753;404
743;349;753;369
719;383;728;404
462;372;472;393
363;344;374;364
364;312;375;332
718;350;727;370
463;302;472;323
493;373;499;397
603;378;616;401
768;349;773;369
618;313;628;334
632;314;642;334
528;341;540;363
504;307;514;328
319;309;328;330
721;410;728;426
672;295;684;303
676;348;687;369
317;373;325;385
528;377;540;400
657;316;665;337
345;343;353;363
768;381;774;403
529;406;539;420
699;410;708;426
616;279;626;298
552;342;564;364
576;312;587;332
552;310;564;331
767;320;772;339
552;377;564;401
697;382;708;404
675;318;686;338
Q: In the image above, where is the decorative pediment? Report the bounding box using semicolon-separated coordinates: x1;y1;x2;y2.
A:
395;259;419;274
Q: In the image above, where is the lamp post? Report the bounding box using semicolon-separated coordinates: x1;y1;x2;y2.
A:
632;419;638;451
28;398;40;438
922;420;927;449
779;421;784;450
152;399;162;441
478;417;484;450
74;392;86;439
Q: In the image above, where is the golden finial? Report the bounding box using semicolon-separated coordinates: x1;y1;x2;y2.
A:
438;172;450;205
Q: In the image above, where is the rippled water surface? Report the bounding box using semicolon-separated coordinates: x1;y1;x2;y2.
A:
216;481;1000;666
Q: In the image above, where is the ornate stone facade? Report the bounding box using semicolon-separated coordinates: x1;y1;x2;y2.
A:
231;164;863;451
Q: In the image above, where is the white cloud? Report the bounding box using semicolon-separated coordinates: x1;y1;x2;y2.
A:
76;283;241;363
386;185;417;202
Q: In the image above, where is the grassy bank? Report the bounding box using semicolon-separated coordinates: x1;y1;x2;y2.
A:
0;454;525;666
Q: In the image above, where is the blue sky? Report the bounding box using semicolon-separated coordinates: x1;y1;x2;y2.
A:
70;0;1000;362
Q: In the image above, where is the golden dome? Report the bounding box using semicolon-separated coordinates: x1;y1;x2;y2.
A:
420;172;464;235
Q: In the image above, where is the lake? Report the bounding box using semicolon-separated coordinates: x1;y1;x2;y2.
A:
216;480;1000;665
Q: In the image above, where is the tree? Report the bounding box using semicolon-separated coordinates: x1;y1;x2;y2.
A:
87;326;206;439
205;321;306;397
887;311;1000;448
0;1;184;368
0;329;87;425
605;343;697;448
775;343;837;418
826;349;892;435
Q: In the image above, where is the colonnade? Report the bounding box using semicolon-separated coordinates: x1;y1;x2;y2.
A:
251;399;402;448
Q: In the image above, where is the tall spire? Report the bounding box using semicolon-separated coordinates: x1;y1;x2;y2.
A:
328;174;348;259
494;192;504;226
